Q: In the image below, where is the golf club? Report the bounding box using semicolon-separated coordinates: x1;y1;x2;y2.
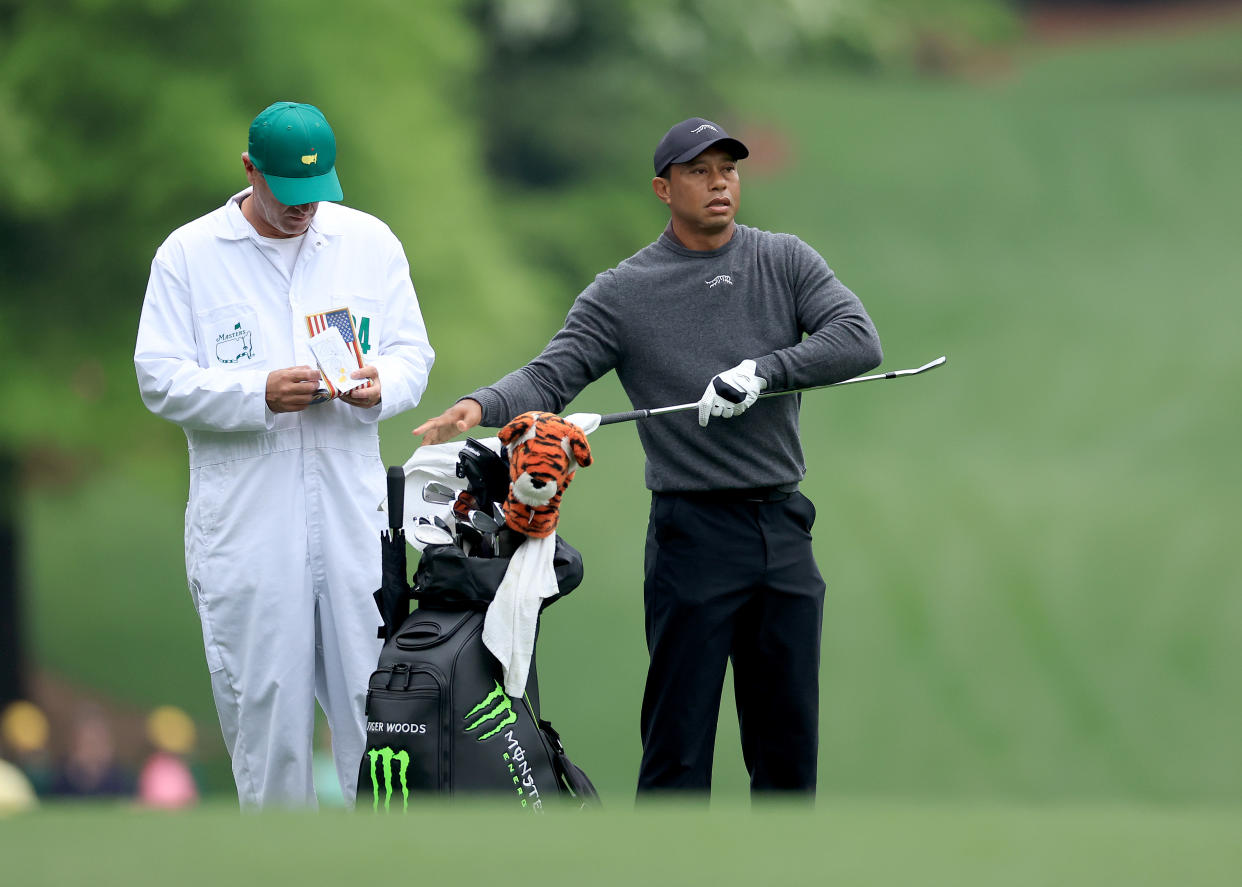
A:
410;524;456;547
468;510;500;535
432;514;456;543
422;481;458;506
469;509;499;556
456;522;484;557
593;356;947;426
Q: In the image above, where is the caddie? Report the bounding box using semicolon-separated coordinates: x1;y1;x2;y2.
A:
135;101;435;808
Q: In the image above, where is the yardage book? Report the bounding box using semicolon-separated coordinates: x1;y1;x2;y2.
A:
305;307;370;400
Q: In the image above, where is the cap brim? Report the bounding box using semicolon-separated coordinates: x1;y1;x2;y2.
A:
670;136;750;166
263;167;343;206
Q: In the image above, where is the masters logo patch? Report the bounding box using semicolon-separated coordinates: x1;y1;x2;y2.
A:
215;322;255;363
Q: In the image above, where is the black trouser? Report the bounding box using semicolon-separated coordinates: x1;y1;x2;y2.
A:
637;487;826;797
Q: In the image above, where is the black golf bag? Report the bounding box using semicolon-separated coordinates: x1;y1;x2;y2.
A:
357;446;598;812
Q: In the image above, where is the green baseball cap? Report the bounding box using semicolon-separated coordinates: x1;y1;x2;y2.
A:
248;101;343;206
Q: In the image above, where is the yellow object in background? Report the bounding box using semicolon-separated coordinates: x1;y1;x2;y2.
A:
1;701;50;755
146;705;197;756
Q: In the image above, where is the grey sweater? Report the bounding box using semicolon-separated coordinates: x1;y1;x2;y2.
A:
468;223;882;492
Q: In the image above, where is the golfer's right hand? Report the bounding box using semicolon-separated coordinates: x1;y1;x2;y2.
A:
697;359;766;427
266;366;322;413
412;399;483;446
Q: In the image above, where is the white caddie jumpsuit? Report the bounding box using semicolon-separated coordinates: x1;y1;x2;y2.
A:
134;190;435;808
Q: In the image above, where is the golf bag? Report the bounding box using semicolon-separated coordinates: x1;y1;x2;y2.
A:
358;448;598;812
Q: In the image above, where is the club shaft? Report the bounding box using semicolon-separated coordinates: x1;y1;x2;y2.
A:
597;356;945;426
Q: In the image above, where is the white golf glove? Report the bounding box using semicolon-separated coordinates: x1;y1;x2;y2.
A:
697;359;767;427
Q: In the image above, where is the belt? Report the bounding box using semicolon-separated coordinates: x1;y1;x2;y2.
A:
666;482;799;504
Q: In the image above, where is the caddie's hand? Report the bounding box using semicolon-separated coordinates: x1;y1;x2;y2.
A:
697;359;767;427
412;399;483;447
266;366;322;413
341;365;381;409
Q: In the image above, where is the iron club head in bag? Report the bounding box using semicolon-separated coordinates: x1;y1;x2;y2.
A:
411;524;457;547
422;481;458;506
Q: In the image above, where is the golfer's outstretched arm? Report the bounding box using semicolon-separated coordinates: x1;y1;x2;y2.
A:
412;398;482;446
753;237;882;394
412;275;620;443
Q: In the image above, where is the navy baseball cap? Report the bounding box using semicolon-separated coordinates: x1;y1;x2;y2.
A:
653;117;749;177
248;102;343;206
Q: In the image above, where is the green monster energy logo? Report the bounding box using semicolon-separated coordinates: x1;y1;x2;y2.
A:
367;747;410;812
464;681;518;741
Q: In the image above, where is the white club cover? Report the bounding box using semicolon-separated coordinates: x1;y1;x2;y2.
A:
562;412;600;436
697;359;767;427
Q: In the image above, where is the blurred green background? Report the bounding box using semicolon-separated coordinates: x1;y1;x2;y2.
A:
2;0;1240;878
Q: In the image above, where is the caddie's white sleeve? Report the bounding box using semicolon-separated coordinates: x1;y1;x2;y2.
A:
362;237;435;424
134;252;273;432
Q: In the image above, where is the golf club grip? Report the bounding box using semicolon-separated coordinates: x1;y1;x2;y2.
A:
386;465;404;530
598;409;651;425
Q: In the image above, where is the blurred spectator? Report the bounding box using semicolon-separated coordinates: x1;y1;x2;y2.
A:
137;705;199;809
1;699;54;795
0;758;38;814
50;704;134;798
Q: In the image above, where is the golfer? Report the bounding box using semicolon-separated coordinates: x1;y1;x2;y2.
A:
414;117;881;796
135;101;435;808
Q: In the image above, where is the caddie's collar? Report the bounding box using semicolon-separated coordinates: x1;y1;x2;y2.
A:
214;187;345;240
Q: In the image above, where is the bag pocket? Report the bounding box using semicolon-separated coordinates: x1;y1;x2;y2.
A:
357;668;446;810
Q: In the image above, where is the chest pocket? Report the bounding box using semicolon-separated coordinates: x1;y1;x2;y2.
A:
198;302;265;369
345;296;383;359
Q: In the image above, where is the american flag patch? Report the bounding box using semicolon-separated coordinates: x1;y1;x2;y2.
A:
306;307;370;397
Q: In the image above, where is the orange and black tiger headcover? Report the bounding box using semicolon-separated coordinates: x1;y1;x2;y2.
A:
497;411;593;539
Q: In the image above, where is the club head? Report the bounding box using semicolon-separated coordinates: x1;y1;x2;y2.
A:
422;481;458;506
411;524;455;547
457;523;484;554
458;438;511;507
915;355;947;374
469;510;499;535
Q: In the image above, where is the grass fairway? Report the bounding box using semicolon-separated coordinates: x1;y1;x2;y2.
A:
3;799;1240;886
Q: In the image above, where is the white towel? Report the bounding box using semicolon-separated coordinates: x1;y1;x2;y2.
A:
482;532;560;697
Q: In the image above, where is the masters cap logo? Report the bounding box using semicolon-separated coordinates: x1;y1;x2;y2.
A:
248;101;343;206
